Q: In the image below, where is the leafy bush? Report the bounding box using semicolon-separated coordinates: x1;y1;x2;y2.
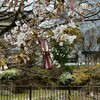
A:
58;72;74;85
73;69;90;85
0;68;21;80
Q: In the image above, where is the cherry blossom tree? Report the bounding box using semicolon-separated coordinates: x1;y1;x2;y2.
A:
0;0;100;68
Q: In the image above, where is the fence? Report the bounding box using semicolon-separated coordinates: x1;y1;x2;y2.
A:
0;85;100;100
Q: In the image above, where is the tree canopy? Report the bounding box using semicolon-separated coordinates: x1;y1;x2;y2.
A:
0;0;100;68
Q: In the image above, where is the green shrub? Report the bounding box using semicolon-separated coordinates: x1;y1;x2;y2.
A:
58;72;74;85
0;68;21;80
72;66;92;85
73;69;90;85
51;41;76;67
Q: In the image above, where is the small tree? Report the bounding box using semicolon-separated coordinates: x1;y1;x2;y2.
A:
51;41;72;67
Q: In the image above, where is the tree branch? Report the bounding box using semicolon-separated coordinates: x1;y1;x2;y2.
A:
0;15;14;21
0;7;21;36
84;18;100;21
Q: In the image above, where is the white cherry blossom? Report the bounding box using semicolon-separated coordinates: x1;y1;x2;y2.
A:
9;21;34;47
68;20;77;28
53;25;67;34
66;35;77;44
46;4;54;12
59;42;64;46
68;10;73;16
52;24;77;44
46;1;54;12
80;3;89;10
22;23;28;28
15;21;21;26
